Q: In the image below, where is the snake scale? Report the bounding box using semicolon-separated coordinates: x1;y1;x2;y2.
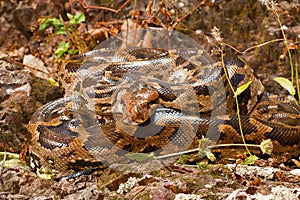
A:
28;47;300;176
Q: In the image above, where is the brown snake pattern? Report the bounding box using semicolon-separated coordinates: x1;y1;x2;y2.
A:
28;47;300;175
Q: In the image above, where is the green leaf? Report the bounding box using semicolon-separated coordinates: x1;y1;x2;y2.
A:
54;27;67;35
273;77;295;96
205;150;216;161
198;135;211;149
125;153;154;162
242;155;259;165
68;49;79;55
66;13;74;20
67;12;86;25
37;167;55;180
39;23;48;31
197;161;209;170
0;152;20;159
3;159;24;168
39;18;54;30
234;81;252;97
48;78;59;87
176;155;187;164
52;18;63;28
0;152;24;168
73;12;86;24
55;41;70;58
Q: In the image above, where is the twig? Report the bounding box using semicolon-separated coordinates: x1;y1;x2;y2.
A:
174;0;208;25
4;57;51;75
76;0;131;14
224;38;285;54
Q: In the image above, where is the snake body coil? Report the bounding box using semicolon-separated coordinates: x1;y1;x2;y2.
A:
28;47;300;175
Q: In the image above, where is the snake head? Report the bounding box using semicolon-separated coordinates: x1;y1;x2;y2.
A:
121;87;159;124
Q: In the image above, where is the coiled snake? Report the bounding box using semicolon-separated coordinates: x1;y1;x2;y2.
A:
28;47;300;175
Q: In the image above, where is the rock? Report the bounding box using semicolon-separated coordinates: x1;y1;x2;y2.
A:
0;58;62;152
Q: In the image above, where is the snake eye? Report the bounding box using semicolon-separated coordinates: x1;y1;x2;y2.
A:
141;83;148;88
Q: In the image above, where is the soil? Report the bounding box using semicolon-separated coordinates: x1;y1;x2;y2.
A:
0;0;300;199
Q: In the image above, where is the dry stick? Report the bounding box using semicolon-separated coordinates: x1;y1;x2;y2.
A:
77;0;131;14
174;0;208;25
118;0;131;13
224;38;284;54
4;57;51;76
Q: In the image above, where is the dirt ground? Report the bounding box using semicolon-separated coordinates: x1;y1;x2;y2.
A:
0;0;300;199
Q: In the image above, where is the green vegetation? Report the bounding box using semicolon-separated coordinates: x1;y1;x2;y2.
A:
260;0;299;104
39;12;86;58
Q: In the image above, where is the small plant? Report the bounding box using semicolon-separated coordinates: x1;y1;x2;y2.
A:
211;26;259;164
273;77;298;105
39;12;86;58
259;0;299;104
54;41;79;58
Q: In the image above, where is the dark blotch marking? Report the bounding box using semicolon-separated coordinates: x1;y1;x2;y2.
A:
86;90;113;99
183;63;197;70
230;73;245;88
64;62;82;73
37;123;78;150
156;85;177;101
129;48;167;59
175;56;196;70
237;87;252;115
68;160;103;170
257;118;300;146
83;123;120;151
194;85;210;96
134;119;164;138
224;56;245;68
227;115;259;134
175;56;186;66
95;91;113;98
